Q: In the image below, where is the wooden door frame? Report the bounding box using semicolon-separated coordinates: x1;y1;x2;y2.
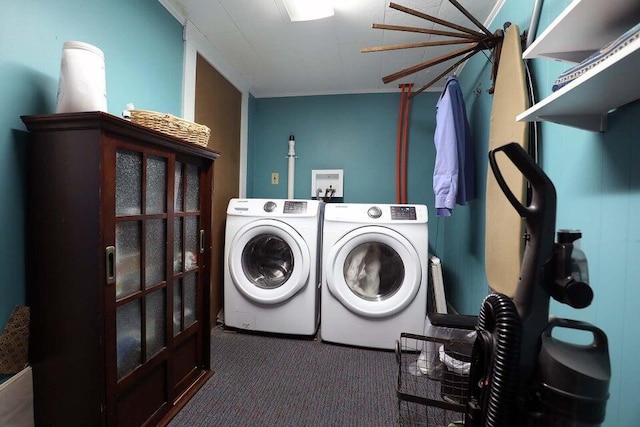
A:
177;20;248;326
180;21;250;198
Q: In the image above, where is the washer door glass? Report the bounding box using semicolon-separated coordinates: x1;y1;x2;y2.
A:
242;234;294;289
229;219;310;304
326;226;421;318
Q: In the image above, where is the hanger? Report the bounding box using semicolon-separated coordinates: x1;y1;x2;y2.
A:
361;0;504;97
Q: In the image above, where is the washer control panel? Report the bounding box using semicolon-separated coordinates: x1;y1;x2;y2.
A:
390;205;417;220
283;200;307;214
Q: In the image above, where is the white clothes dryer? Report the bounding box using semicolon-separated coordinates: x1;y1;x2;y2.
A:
321;203;428;349
224;198;321;335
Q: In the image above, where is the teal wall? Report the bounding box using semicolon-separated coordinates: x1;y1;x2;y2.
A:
251;93;406;203
248;1;640;425
0;0;183;381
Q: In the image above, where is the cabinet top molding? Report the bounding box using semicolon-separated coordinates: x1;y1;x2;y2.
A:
22;112;220;161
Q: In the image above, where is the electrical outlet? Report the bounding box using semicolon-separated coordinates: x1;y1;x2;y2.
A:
271;172;279;185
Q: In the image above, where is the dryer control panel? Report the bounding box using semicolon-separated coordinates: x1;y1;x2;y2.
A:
390;205;417;220
324;203;427;224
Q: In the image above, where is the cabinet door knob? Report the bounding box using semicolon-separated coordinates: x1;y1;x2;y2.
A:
199;230;205;254
106;246;116;285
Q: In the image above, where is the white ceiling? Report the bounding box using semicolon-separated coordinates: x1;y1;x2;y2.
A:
165;0;502;97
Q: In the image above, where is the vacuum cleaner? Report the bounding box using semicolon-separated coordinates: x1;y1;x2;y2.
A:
434;142;611;426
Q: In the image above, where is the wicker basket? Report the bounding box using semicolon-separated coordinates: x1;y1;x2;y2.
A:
130;109;210;147
0;306;30;374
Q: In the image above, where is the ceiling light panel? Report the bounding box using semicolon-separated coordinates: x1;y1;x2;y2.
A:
283;0;334;22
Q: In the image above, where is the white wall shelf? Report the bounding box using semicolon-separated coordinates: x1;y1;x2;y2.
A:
517;0;640;132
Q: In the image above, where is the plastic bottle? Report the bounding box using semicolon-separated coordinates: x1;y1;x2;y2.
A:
55;41;107;113
122;103;135;121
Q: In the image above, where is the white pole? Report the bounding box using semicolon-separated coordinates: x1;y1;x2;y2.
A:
287;135;296;199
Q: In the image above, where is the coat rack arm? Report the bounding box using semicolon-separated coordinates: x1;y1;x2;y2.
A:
382;42;479;84
361;38;476;54
389;2;486;38
365;2;505;96
410;49;478;97
447;0;493;36
489;47;501;92
372;23;484;40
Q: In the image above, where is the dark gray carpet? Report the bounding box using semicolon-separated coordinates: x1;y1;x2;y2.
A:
168;325;399;426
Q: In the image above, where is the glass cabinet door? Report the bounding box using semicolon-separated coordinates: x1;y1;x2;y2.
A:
115;149;168;381
172;162;201;336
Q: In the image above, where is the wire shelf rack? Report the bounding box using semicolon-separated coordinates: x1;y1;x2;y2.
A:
396;332;472;426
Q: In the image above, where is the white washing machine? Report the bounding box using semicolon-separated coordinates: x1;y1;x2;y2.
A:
224;198;321;335
321;203;428;350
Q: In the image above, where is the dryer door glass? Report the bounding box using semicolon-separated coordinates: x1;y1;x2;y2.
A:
242;234;294;289
343;242;404;301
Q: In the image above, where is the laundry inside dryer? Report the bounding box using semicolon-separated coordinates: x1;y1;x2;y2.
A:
343;242;404;301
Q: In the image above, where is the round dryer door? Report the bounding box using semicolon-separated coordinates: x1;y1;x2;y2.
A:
228;219;311;304
325;226;421;318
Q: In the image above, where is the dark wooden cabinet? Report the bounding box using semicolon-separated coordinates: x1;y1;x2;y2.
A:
21;112;218;426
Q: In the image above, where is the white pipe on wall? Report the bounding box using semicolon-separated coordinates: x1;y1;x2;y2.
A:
287;135;296;199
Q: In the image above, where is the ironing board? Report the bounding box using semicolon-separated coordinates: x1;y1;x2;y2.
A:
485;24;529;297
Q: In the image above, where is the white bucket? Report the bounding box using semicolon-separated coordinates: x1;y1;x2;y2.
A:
55;41;107;113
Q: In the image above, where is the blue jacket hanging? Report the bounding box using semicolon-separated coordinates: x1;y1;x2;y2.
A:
433;75;476;217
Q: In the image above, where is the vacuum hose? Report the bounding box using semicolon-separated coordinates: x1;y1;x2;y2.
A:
474;293;522;427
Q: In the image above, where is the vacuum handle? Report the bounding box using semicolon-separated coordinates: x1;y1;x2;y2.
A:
488;142;553;220
489;143;530;218
543;317;608;349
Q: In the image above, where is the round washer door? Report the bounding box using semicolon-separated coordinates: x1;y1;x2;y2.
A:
228;219;311;304
325;226;421;318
